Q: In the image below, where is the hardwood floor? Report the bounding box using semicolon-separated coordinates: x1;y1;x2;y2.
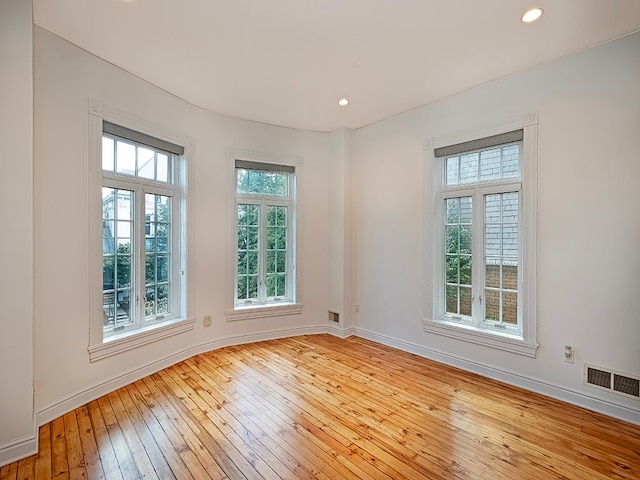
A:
2;335;639;479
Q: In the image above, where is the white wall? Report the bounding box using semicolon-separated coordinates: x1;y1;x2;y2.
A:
33;27;330;421
353;32;640;422
0;0;36;465
328;128;355;331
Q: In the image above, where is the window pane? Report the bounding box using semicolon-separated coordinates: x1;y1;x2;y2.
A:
247;251;258;275
502;145;520;178
116;141;136;175
116;250;131;288
275;174;288;196
502;291;518;324
446;225;459;254
263;172;277;195
157;153;169;182
484;192;519;326
144;193;171;318
115;289;132;326
138;147;155;179
247;170;263;193
459;152;478;183
485;225;501;256
276;275;286;297
145;254;156;284
145;286;156;317
267;274;276;297
103;220;115;254
116;191;133;221
460;197;472;224
102;137;115;171
485;289;500;321
503;264;518;290
459;255;471;286
237;169;248;193
247;275;258;299
479;148;501;181
446;255;458;284
237;276;248;300
157;255;169;282
460;225;472;254
446;157;459;186
102;291;116;329
446;198;459;223
103;187;134;332
445;285;458;315
237;251;247;275
445;196;472;318
460;286;472;316
485;261;500;289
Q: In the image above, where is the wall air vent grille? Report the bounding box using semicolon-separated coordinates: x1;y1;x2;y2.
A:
613;374;640;398
584;364;640;400
328;311;340;323
587;367;611;389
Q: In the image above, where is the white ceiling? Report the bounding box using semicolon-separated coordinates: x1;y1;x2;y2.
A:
33;0;640;132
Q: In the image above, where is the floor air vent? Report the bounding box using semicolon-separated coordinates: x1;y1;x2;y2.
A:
585;365;640;399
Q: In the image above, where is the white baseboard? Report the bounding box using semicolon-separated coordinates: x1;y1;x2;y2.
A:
0;432;37;469
36;324;327;427
354;327;640;426
327;323;356;338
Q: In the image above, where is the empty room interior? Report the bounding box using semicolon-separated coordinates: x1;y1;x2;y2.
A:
2;0;640;478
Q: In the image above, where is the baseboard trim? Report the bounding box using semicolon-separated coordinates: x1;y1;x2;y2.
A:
0;432;37;469
36;324;327;427
327;324;356;338
354;327;640;426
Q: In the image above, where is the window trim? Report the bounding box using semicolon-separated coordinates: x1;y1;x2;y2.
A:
88;99;195;361
226;147;304;321
423;112;539;357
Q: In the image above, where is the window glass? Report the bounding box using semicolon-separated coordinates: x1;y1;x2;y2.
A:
235;166;294;306
101;131;179;336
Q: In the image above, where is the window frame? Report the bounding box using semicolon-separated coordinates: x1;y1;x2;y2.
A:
225;148;303;322
88;100;195;361
423;112;539;357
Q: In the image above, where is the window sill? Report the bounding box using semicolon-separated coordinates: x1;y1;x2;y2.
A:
422;317;538;357
226;302;303;322
88;316;196;362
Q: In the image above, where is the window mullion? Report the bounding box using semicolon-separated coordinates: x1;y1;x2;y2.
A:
472;188;484;326
259;201;267;303
135;186;146;326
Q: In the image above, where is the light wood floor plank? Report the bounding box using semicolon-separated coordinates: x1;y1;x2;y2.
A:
3;334;640;479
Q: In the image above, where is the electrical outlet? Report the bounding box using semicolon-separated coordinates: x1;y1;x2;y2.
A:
564;345;574;364
203;314;212;327
355;304;360;313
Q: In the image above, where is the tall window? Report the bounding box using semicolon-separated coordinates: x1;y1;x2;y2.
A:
234;160;296;306
439;131;522;332
101;122;185;337
425;117;538;356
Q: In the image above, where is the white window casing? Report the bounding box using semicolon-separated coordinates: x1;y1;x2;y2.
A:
225;147;304;321
423;112;539;357
87;99;195;361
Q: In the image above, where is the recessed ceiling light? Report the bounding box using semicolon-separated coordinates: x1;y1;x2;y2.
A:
338;98;349;106
522;7;543;23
